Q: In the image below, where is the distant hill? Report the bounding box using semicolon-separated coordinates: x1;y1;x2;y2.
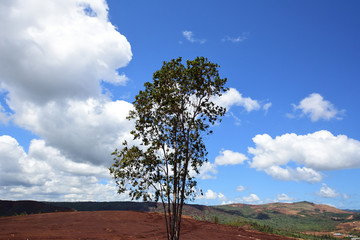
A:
227;201;351;215
46;201;159;212
208;201;360;234
0;200;73;217
344;209;360;213
2;200;360;238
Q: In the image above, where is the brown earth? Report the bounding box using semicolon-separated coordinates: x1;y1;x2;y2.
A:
0;211;294;240
336;220;360;233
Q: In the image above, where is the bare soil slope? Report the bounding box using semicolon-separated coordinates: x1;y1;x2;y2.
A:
0;211;294;240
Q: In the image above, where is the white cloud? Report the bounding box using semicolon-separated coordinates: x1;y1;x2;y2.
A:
236;185;245;192
198;150;248;180
0;135;127;201
182;30;206;44
317;184;339;198
263;102;272;114
291;93;344;121
213;88;261;112
215;150;247;166
248;130;360;182
10;98;134;165
222;33;249;43
264;166;322;183
196;149;248;179
218;192;226;200
0;0;132;103
199;189;226;201
274;193;295;202
0;0;135;167
197;161;218;180
0;135;27;186
0;103;11;124
205;189;218;200
242;194;261;204
221;200;235;205
211;88;271;125
0;0;134;200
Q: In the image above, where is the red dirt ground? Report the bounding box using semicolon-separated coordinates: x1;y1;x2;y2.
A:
0;211;294;240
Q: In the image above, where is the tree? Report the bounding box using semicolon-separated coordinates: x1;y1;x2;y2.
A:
109;57;228;240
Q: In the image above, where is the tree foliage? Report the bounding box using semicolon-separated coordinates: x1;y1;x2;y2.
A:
109;57;228;240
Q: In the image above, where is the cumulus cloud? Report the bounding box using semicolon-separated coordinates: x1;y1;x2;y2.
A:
0;0;134;167
182;30;206;44
274;193;295;202
0;0;132;103
264;166;322;183
204;190;218;200
0;135;126;201
199;189;226;201
242;194;261;204
215;150;247;166
197;161;218;180
210;88;271;125
248;130;360;182
10;98;134;165
0;0;134;200
291;93;344;121
213;88;261;112
317;184;339;198
197;150;247;180
0;135;27;186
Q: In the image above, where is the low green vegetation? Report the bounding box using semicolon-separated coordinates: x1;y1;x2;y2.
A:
226;220;338;240
187;209;341;240
181;202;360;240
208;204;351;232
14;211;28;216
231;210;336;232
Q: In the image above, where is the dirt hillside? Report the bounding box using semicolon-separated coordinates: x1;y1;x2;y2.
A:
0;210;294;240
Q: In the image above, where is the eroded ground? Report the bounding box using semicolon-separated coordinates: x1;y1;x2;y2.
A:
0;211;294;240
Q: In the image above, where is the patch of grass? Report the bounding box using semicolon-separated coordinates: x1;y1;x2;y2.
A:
226;219;338;240
14;211;28;216
208;205;352;232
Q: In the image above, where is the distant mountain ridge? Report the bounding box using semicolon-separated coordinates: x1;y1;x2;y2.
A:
345;209;360;213
0;200;73;217
46;201;159;212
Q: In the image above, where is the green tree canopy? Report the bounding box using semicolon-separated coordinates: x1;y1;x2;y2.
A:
110;56;228;240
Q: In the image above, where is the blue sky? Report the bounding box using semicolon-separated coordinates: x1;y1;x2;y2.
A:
0;0;359;209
